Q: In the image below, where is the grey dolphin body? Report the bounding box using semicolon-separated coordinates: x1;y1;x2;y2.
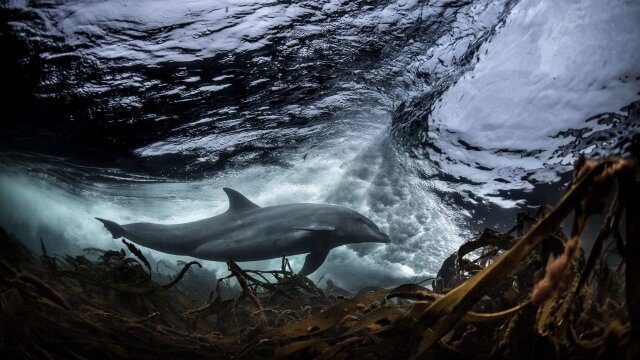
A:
96;188;390;276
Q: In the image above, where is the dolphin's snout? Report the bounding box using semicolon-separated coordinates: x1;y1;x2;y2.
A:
361;222;392;244
379;232;392;244
370;229;391;244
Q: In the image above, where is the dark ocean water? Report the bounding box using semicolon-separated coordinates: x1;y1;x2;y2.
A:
1;0;639;290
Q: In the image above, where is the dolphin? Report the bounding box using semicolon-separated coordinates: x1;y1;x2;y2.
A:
96;188;391;276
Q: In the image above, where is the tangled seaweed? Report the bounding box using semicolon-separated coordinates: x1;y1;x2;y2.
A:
0;157;638;359
244;157;639;359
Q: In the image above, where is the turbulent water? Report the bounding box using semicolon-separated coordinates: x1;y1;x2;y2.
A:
1;0;639;290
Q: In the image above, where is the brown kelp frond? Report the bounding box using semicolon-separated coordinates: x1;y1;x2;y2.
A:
121;238;153;284
238;158;638;359
0;234;239;358
38;237;203;295
531;236;579;305
404;158;635;359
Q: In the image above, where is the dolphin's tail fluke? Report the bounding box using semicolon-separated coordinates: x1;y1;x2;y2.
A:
96;218;126;239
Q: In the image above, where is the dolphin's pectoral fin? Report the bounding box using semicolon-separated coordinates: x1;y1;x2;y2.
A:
223;188;261;212
298;248;330;277
292;226;335;232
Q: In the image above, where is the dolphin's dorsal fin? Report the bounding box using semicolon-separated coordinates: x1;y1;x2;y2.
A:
223;188;261;212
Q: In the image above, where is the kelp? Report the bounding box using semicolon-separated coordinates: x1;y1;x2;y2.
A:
182;258;339;340
0;227;342;358
41;236;203;295
0;229;245;358
241;157;638;359
0;157;638;359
